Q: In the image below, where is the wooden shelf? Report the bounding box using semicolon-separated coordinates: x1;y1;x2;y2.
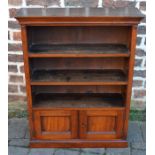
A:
33;93;124;109
29;44;129;58
16;7;144;148
31;69;127;86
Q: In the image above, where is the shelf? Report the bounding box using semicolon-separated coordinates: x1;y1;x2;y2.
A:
29;44;129;58
33;93;124;109
31;69;127;86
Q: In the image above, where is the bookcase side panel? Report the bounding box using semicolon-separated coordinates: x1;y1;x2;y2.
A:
21;25;34;139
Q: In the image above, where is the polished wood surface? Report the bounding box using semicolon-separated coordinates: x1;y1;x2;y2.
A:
79;110;124;139
16;7;143;148
16;7;144;25
33;110;78;140
16;7;143;18
124;25;138;138
30;139;128;148
21;26;34;139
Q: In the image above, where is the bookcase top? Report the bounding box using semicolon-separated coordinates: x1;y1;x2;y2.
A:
16;7;144;17
15;7;144;25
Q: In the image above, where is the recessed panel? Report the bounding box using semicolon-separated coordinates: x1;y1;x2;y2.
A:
41;116;70;132
80;110;124;140
33;110;78;140
87;116;116;132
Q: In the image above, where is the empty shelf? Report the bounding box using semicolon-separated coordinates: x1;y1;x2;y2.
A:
33;93;124;109
31;69;127;85
29;44;129;57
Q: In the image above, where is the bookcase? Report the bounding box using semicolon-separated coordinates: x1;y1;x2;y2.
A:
16;7;143;148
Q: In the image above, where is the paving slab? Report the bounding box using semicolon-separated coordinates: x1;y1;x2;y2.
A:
141;122;146;142
28;148;55;155
8;118;28;139
25;126;30;139
9;139;29;147
131;149;146;155
131;142;146;150
8;146;29;155
106;148;130;155
67;148;81;151
81;148;105;154
54;149;80;155
80;152;98;155
127;122;143;143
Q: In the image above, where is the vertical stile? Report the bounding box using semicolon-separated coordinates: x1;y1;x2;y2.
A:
123;25;138;138
21;25;34;139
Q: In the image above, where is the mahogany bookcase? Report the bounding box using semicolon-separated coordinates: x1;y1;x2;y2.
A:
16;7;144;148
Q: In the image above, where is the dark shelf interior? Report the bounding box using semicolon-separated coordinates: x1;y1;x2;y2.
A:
33;93;124;108
29;44;129;55
32;85;125;94
31;69;127;83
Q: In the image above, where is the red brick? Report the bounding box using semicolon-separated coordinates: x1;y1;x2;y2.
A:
8;65;18;73
8;85;18;93
13;31;21;41
8;95;26;102
103;0;135;8
136;49;145;57
65;0;98;7
8;31;10;40
134;70;146;78
8;21;20;29
144;60;146;67
136;37;142;46
8;54;23;62
8;0;22;6
134;89;146;98
8;43;22;51
133;80;143;87
141;16;146;23
135;59;142;67
20;65;25;73
26;0;60;6
47;0;60;6
138;26;146;35
9;75;24;83
20;85;26;93
9;8;19;18
140;1;146;11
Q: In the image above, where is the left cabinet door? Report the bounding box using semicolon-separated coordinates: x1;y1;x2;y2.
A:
33;110;78;140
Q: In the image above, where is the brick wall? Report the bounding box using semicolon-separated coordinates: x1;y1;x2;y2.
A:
8;0;146;110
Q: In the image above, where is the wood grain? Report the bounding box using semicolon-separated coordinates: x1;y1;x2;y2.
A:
33;110;78;140
16;7;143;148
79;110;124;140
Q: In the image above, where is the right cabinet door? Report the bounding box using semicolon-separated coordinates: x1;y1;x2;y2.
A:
79;109;124;140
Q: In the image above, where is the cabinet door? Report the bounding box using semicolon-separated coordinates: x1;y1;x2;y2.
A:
33;110;78;140
79;110;124;140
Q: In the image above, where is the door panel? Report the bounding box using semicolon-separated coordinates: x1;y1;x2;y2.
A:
33;110;78;140
41;116;70;132
79;110;124;140
87;116;116;132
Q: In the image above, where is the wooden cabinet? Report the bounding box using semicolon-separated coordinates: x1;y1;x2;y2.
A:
33;110;78;140
79;110;124;140
33;109;124;140
15;7;143;148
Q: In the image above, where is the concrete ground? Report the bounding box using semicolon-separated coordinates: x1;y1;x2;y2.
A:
8;118;146;155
